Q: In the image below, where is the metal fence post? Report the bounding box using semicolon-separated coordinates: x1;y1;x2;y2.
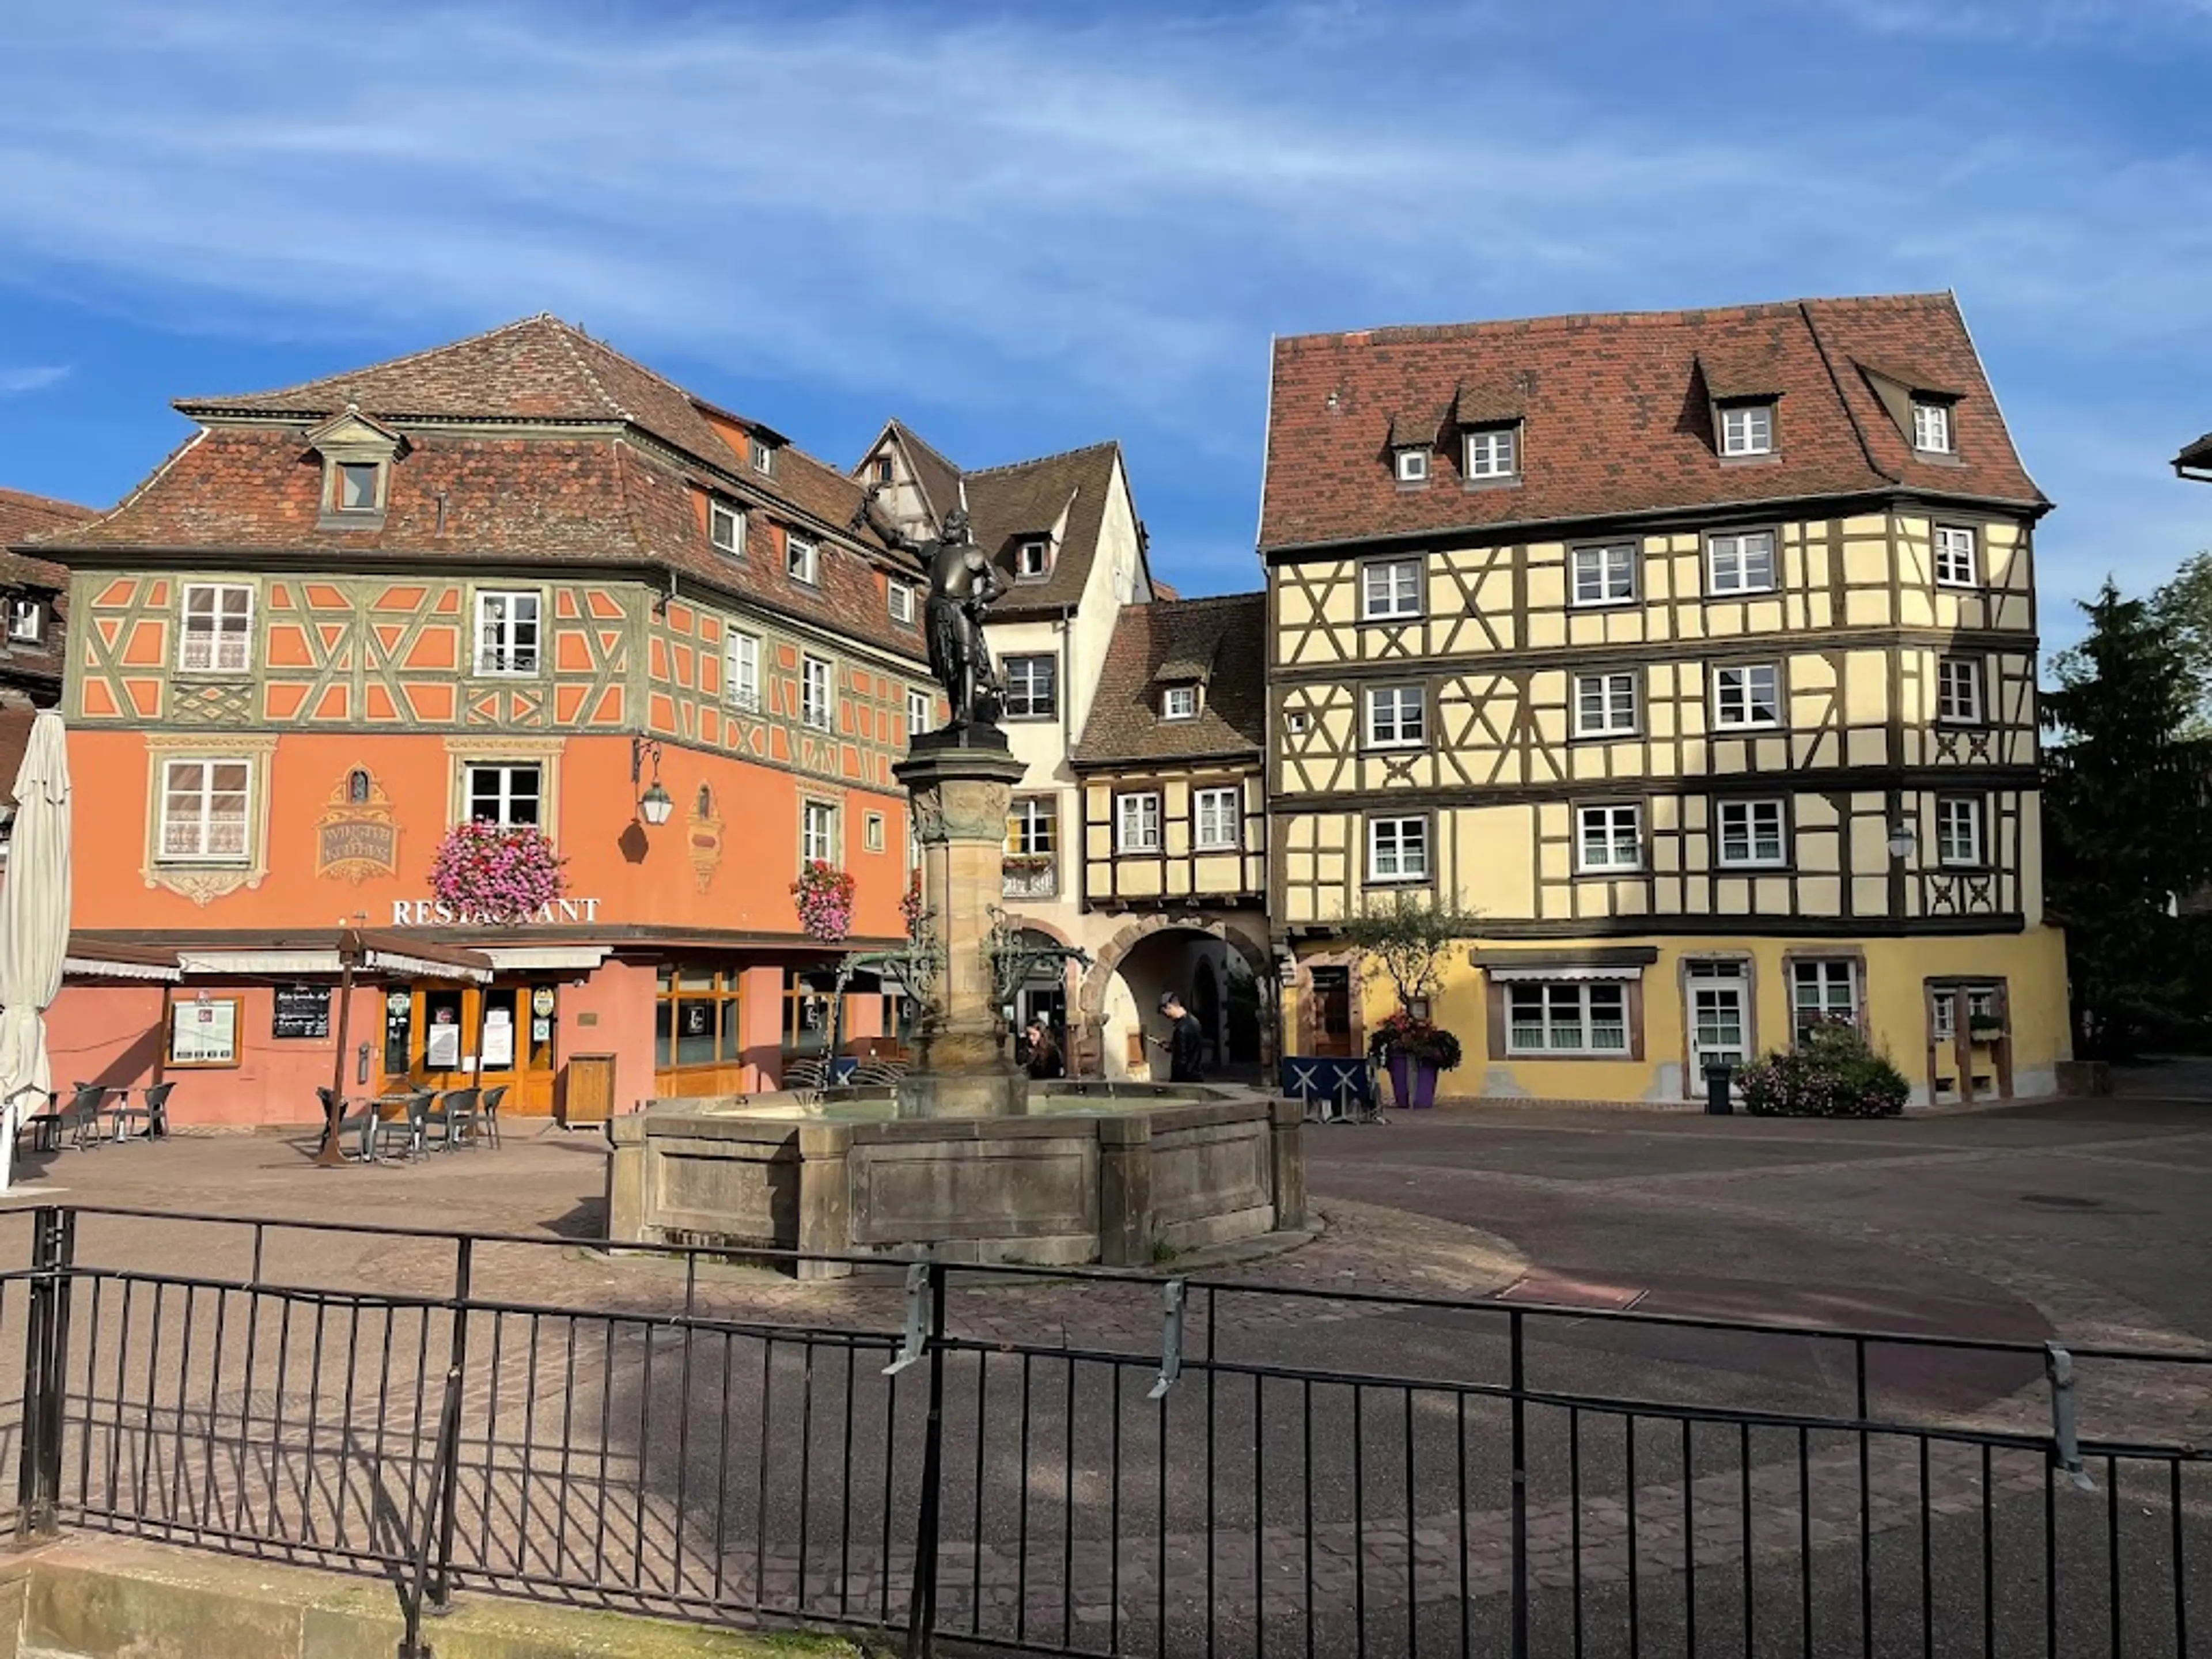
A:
903;1260;948;1659
1509;1306;1529;1659
431;1236;474;1610
14;1206;73;1544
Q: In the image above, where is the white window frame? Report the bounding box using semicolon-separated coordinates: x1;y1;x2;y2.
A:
888;579;917;625
1008;795;1057;857
472;590;541;677
1162;684;1198;721
709;498;744;555
1115;791;1161;854
1912;400;1953;454
786;533;819;586
1366;815;1429;882
1716;798;1787;868
1706;531;1776;596
157;757;253;863
1573;543;1636;606
1364;685;1426;749
724;630;761;711
1934;525;1978;588
1936;796;1983;867
907;686;931;738
1463;426;1518;480
1937;657;1983;725
463;762;542;829
1003;654;1057;720
1575;804;1642;873
1017;540;1051;581
177;583;255;675
864;812;885;853
1573;671;1638;738
7;598;40;643
1712;664;1781;730
1719;403;1774;457
1193;786;1241;851
801;655;833;731
1361;558;1423;622
1791;958;1860;1035
1505;981;1630;1055
801;799;839;865
751;435;776;475
1394;448;1430;484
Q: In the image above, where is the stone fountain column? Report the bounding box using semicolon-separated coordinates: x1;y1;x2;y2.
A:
894;729;1030;1118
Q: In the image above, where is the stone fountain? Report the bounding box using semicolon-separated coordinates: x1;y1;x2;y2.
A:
606;509;1306;1275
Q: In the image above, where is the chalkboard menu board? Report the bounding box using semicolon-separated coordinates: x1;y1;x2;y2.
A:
271;984;331;1040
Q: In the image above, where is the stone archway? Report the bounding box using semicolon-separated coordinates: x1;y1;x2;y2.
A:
1076;912;1277;1077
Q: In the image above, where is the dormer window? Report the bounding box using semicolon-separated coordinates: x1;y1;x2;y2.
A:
1017;540;1051;581
786;532;819;586
306;405;403;529
888;579;917;626
1719;403;1775;457
1393;448;1430;485
335;461;382;513
708;499;744;555
7;598;41;645
1161;684;1199;721
1463;426;1518;480
750;435;776;475
1912;399;1954;454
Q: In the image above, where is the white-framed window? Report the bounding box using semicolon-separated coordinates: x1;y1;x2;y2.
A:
1463;426;1518;479
178;583;255;674
907;686;931;738
1713;664;1781;729
1394;448;1430;484
801;798;839;864
1912;400;1953;454
464;763;541;828
888;579;917;625
1791;959;1859;1035
1365;685;1425;749
1116;792;1161;853
709;499;744;555
750;435;776;475
1576;804;1642;873
333;460;382;514
7;598;41;643
786;533;819;586
1717;799;1787;868
1937;657;1983;724
1573;671;1638;737
1719;403;1774;457
1004;654;1056;719
864;812;885;853
1007;795;1056;856
1707;531;1776;595
1573;543;1635;605
1936;796;1983;866
1506;982;1629;1055
1017;540;1051;580
724;630;760;711
1367;815;1429;882
1361;558;1422;621
1161;684;1199;721
1194;786;1241;851
157;758;251;862
801;655;833;730
473;590;540;676
1934;525;1978;587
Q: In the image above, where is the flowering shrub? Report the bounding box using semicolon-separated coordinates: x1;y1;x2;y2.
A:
1738;1020;1908;1118
427;822;565;923
1366;1010;1464;1071
792;861;857;942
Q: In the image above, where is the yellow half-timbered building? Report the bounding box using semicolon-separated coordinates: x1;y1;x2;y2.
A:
1261;294;2068;1104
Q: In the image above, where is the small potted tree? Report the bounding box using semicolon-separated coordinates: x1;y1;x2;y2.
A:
1340;891;1480;1108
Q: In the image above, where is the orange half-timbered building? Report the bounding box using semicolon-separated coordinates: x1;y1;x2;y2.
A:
29;316;940;1124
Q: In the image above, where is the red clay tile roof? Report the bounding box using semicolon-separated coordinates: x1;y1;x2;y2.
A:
0;486;94;591
1259;293;2046;552
1072;593;1266;767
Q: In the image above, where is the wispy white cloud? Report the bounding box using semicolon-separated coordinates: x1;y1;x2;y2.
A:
0;365;67;396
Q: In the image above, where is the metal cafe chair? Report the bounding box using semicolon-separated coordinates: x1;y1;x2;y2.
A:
424;1087;482;1152
109;1080;175;1142
478;1084;508;1150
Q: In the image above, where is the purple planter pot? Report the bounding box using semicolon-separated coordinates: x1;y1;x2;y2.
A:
1385;1051;1439;1109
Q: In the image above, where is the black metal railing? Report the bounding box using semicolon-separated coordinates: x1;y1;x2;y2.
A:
2;1203;2206;1658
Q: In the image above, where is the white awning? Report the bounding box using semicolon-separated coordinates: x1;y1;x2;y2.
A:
62;954;181;983
180;949;340;976
361;946;493;984
482;946;610;972
1483;964;1645;983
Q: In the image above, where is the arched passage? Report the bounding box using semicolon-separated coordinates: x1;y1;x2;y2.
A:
1077;913;1275;1081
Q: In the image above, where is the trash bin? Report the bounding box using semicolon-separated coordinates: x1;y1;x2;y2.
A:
1703;1060;1734;1116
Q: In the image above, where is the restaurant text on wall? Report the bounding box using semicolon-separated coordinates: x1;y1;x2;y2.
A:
391;897;605;927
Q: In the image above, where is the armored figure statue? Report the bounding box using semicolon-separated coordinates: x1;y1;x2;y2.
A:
859;487;1005;729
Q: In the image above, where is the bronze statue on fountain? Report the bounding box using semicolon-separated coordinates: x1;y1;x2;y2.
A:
859;487;1007;745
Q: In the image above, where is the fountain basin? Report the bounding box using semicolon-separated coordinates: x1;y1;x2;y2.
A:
605;1084;1307;1276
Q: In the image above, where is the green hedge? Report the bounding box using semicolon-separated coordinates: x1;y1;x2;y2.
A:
1738;1021;1908;1118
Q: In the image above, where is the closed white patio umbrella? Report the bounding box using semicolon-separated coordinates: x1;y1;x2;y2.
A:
0;711;70;1188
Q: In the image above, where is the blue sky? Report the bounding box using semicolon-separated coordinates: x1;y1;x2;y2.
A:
2;0;2207;652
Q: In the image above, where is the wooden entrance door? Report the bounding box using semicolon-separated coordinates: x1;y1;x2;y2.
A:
387;981;560;1115
1306;967;1355;1058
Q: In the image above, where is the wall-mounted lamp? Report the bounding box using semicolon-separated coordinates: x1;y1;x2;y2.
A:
630;736;674;827
1886;821;1917;861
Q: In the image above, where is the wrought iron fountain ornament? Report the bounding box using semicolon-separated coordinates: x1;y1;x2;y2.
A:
985;906;1092;1019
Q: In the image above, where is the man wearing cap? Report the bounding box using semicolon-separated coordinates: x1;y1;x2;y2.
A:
1152;991;1206;1084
